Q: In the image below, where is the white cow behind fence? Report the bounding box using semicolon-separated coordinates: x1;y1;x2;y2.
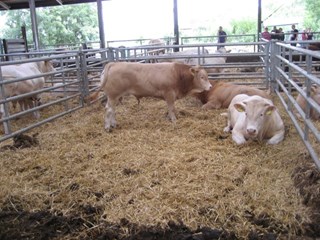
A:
0;60;55;122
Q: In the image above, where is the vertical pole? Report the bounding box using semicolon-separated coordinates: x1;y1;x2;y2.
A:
258;0;262;40
28;0;40;50
97;0;106;50
0;67;11;135
173;0;179;52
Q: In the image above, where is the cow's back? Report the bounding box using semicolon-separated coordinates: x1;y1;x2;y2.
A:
3;62;41;78
205;81;270;108
296;86;320;120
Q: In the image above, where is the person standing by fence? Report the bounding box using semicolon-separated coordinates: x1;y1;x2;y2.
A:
261;27;271;41
290;24;299;46
306;27;313;40
278;28;285;41
217;26;227;49
271;26;280;40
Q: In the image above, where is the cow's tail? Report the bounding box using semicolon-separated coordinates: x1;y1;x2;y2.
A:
85;63;111;103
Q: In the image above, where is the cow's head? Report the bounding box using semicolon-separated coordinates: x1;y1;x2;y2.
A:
37;60;56;74
215;47;231;54
189;66;212;94
310;84;320;96
234;97;276;138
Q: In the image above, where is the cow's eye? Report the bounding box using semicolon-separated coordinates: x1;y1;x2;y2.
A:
260;113;264;117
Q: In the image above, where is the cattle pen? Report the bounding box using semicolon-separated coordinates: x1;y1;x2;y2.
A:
0;40;320;239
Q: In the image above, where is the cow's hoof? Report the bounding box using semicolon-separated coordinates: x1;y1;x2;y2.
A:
105;128;112;133
223;127;231;133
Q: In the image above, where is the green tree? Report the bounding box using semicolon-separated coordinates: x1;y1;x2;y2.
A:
1;3;99;49
304;0;320;31
230;18;257;42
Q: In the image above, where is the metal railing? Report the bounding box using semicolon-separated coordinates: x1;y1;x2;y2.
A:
270;41;320;168
0;49;106;142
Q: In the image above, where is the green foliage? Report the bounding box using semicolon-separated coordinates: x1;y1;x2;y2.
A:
230;19;257;42
304;0;320;31
2;10;31;39
1;3;99;48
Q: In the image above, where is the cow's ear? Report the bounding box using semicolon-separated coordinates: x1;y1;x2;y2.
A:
190;67;199;76
234;103;245;112
265;105;275;115
311;84;318;94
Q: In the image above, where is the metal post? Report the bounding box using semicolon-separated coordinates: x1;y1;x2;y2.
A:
28;0;40;50
97;0;105;49
258;0;262;40
0;67;11;134
173;0;179;52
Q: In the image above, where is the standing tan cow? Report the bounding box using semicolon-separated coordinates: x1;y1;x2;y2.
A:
194;80;271;110
223;94;285;145
90;62;212;131
296;84;320;120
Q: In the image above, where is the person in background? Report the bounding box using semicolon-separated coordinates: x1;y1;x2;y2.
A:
290;24;299;46
278;28;285;41
302;29;308;41
301;29;308;48
261;27;271;41
271;26;279;40
306;27;313;40
217;26;227;49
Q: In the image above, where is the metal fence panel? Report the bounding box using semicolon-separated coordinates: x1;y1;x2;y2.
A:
271;41;320;168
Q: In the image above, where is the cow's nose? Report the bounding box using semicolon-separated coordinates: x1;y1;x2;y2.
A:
247;128;256;135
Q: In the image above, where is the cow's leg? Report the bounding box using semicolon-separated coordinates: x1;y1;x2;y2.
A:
223;114;232;133
223;123;232;133
105;99;116;131
165;93;177;122
32;96;42;119
267;129;285;145
202;101;222;110
0;104;4;119
26;97;40;119
166;102;177;122
232;130;247;145
230;122;247;144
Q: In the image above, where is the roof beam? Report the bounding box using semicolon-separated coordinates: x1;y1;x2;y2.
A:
0;1;10;10
56;0;63;5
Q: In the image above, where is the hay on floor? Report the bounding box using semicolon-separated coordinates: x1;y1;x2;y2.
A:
0;94;319;239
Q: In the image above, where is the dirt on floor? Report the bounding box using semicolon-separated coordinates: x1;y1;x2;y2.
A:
0;95;319;240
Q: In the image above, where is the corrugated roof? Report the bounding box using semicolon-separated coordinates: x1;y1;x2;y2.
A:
0;0;109;11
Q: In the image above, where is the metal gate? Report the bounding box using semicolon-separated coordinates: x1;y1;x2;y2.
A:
269;41;320;168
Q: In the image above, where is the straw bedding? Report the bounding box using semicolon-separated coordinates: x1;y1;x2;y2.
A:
0;94;319;240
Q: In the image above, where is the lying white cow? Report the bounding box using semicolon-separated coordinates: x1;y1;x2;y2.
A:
0;60;55;119
223;94;285;145
205;47;231;74
296;84;320;120
158;47;230;74
148;39;166;55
